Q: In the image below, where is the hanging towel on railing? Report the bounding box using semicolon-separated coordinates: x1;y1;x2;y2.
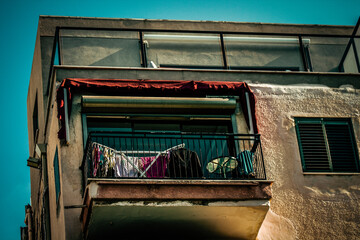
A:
237;150;254;176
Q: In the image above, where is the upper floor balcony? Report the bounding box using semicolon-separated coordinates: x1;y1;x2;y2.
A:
50;26;360;75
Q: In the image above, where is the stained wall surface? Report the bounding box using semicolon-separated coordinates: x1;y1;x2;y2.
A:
255;84;360;240
27;16;360;240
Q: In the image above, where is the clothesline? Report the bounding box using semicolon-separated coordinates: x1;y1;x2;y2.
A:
139;143;185;177
92;142;185;155
91;142;185;178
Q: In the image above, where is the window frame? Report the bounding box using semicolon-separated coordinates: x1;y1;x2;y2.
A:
53;147;61;213
295;117;359;173
32;94;39;141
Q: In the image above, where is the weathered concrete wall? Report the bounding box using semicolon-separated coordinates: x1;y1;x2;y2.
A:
54;67;360;90
38;16;353;37
40;36;54;101
254;84;360;240
60;95;84;240
46;98;66;240
27;26;47;240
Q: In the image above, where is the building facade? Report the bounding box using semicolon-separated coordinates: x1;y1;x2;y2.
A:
25;16;360;240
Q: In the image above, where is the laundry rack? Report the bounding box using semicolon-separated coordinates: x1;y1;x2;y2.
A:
91;141;185;178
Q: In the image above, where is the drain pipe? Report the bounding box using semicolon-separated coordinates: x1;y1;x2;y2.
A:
245;92;254;134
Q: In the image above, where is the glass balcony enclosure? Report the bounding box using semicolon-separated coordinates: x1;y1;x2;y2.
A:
143;33;223;69
59;29;142;67
224;35;306;71
52;27;360;73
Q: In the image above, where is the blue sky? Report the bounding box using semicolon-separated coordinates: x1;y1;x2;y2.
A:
0;0;359;239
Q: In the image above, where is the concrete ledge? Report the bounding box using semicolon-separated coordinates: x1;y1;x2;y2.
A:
88;179;272;201
54;66;360;89
80;179;272;233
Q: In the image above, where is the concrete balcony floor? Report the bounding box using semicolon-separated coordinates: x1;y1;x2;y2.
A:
81;179;272;240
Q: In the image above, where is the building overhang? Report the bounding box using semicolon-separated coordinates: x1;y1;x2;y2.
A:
80;179;272;239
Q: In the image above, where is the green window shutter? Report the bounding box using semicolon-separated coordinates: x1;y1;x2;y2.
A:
295;118;359;173
325;123;358;172
297;122;330;171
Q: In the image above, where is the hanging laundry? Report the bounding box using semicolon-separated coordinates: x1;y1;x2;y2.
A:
167;149;203;178
141;155;168;178
114;153;140;178
237;150;255;177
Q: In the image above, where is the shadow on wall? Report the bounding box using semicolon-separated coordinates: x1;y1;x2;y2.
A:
257;209;296;240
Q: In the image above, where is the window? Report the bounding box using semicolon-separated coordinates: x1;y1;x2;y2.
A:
53;147;61;206
32;95;39;141
295;118;359;172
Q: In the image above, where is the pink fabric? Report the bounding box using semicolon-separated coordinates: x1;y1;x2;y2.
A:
141;156;168;178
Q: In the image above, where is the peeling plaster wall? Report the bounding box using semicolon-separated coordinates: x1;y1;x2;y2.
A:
60;95;84;240
46;99;66;240
27;28;49;240
254;84;360;240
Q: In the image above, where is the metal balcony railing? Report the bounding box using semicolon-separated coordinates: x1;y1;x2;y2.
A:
81;131;266;188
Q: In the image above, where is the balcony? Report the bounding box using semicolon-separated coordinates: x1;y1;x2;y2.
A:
80;132;272;239
50;27;360;74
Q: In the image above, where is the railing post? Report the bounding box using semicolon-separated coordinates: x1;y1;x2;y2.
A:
139;31;148;68
299;35;310;72
220;33;228;69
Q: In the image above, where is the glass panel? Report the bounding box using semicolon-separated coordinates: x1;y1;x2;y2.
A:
143;32;223;69
54;38;60;65
60;29;141;67
343;44;358;73
354;38;360;72
307;37;349;72
224;35;304;71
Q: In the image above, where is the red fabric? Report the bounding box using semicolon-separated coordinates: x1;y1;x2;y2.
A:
56;78;258;140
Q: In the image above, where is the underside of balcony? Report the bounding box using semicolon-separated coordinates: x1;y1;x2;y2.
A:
81;179;272;240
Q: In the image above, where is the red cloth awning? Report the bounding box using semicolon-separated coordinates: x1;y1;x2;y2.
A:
57;78;258;140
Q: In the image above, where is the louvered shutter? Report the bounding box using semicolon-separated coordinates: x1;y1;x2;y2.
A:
295;118;359;173
325;123;358;172
297;122;330;171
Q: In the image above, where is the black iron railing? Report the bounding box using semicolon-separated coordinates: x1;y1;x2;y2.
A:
80;131;266;188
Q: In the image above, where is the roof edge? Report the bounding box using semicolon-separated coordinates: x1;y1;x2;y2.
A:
38;15;355;28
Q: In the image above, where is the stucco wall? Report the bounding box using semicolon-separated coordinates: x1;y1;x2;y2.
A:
27;28;48;240
60;95;84;240
46;99;66;240
254;84;360;240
